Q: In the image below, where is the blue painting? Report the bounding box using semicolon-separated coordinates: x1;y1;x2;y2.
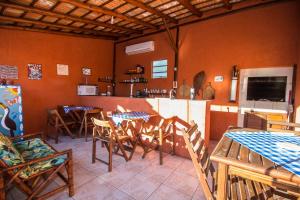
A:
0;85;23;137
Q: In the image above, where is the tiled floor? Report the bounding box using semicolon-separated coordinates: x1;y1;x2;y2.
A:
7;137;218;200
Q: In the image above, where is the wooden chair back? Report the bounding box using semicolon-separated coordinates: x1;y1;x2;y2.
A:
267;120;300;135
79;108;102;140
47;109;74;143
48;109;63;126
91;117;136;171
91;117;114;141
182;123;215;200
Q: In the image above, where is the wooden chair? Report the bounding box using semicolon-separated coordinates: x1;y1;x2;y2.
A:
79;108;102;141
47;109;75;143
140;116;175;165
0;132;74;199
57;105;79;125
91;118;136;172
267;120;300;135
182;123;296;200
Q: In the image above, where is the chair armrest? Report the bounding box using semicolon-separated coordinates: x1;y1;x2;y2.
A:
10;132;44;141
1;149;73;172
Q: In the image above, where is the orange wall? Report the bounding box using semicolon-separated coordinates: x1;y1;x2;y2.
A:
115;1;300;139
0;29;113;133
115;31;175;97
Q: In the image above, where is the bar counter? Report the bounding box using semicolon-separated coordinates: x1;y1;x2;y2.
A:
79;96;211;158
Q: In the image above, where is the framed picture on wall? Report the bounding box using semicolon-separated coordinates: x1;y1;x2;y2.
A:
82;67;91;75
0;65;18;79
28;63;42;80
57;64;69;76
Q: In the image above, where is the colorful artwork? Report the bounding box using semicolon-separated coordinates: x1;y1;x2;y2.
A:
28;64;42;80
0;65;18;79
0;85;23;137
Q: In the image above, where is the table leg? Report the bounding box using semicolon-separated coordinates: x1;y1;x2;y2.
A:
217;163;228;200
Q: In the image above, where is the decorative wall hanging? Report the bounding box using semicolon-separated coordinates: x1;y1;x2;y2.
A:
193;71;205;96
203;82;215;100
0;65;18;79
0;85;23;137
28;63;42;80
57;64;69;75
82;67;91;75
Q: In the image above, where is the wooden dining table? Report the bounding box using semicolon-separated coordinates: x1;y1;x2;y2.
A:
210;128;300;200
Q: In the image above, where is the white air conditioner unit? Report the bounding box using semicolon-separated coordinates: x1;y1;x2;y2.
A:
125;41;154;55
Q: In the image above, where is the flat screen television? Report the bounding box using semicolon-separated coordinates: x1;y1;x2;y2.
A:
246;76;287;102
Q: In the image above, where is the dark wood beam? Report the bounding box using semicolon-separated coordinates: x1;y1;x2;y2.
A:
0;15;120;38
0;1;139;34
223;0;232;10
177;0;202;17
116;0;283;43
122;0;177;24
59;0;158;29
0;24;114;40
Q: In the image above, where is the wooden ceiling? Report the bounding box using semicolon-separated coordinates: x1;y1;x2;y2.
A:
0;0;282;41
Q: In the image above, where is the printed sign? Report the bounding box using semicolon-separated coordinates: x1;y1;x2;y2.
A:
0;65;18;79
28;63;42;80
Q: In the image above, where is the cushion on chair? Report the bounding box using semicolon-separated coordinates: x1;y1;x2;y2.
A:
13;138;66;179
0;133;24;166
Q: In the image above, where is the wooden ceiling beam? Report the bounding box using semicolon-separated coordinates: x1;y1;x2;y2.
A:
122;0;177;24
0;1;139;34
59;0;158;30
0;24;113;40
0;15;120;38
223;0;232;10
176;0;202;17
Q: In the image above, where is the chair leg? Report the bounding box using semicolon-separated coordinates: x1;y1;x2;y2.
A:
55;127;59;144
85;118;88;142
172;132;175;156
0;172;5;200
66;151;75;197
128;140;137;160
92;138;96;163
108;141;113;172
118;141;129;162
159;131;163;165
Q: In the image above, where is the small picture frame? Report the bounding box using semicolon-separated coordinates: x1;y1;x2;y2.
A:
57;64;69;76
82;67;91;76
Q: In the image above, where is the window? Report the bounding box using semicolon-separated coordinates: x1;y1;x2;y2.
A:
152;59;168;79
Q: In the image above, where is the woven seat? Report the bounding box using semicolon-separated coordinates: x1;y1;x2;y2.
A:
13;138;66;179
0;132;74;199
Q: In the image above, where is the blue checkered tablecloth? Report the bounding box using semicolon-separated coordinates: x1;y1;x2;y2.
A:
225;131;300;176
63;106;94;113
112;112;150;125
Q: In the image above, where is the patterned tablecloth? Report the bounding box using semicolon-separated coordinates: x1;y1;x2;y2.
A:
112;112;150;125
63;106;94;113
225;130;300;176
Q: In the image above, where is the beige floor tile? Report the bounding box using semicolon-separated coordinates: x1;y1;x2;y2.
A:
55;164;97;189
175;159;197;177
99;168;137;188
153;154;184;169
119;177;161;200
191;186;206;200
135;164;174;183
73;177;133;200
147;185;192;200
164;171;199;196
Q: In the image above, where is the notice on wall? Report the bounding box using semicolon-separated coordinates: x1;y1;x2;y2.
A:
57;64;69;76
28;64;42;80
0;65;18;79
